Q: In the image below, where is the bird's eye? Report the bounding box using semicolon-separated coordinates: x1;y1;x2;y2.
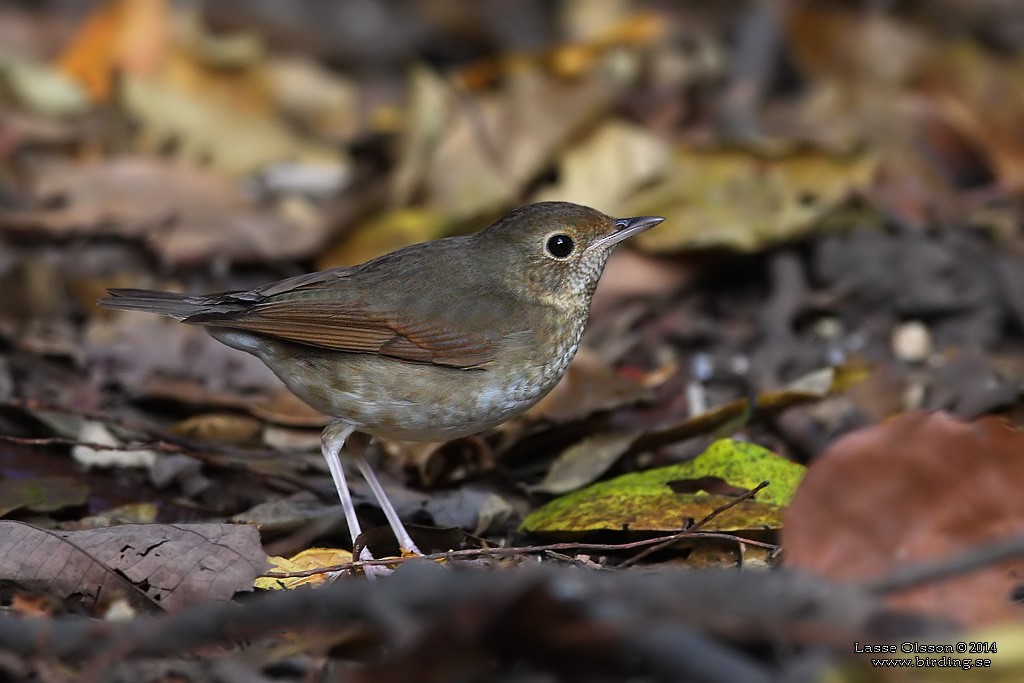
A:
545;233;574;259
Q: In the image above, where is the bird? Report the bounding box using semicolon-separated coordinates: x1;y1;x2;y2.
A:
100;201;663;561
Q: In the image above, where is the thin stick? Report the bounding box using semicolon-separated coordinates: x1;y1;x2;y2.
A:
618;481;770;569
865;534;1024;594
263;531;780;579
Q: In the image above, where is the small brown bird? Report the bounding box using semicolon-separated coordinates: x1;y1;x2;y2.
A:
101;202;662;558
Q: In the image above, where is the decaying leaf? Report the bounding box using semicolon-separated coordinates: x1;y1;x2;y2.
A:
532;431;640;495
232;493;343;536
528;348;655;424
87;313;284;394
917;42;1024;193
265;55;360;141
628;146;877;253
521;439;805;534
168;412;264;446
784;411;1024;626
0;157;327;266
0;521;268;612
418;61;635;221
0;477;90;518
0;57;90;116
55;0;170;101
123;76;346;178
533;119;671;214
255;547;353;590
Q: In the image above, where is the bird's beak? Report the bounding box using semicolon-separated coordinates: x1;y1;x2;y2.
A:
590;215;665;251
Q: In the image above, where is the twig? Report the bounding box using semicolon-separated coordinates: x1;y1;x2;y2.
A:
865;534;1024;594
690;481;771;533
0;434;188;454
263;531;779;579
0;398;323;495
618;481;771;569
1;397;282;459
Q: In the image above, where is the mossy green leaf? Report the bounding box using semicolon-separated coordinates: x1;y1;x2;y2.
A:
520;438;805;534
0;476;90;518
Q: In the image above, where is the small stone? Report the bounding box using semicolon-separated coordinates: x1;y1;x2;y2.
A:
813;316;843;340
892;321;931;363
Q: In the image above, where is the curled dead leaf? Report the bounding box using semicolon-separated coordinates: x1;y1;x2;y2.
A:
783;411;1024;626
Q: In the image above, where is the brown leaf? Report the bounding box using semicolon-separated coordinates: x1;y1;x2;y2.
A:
87;314;284;396
0;521;268;612
0;157;326;266
783;411;1024;626
168;412;264;446
589;248;693;318
415;63;631;220
531;431;639;495
529;348;653;423
916;42;1024;192
533;120;671;213
628;146;878;253
56;0;171;102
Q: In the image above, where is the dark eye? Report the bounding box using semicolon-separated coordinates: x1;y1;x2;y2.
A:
545;233;574;259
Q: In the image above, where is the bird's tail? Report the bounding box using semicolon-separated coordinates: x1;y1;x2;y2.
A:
99;288;206;320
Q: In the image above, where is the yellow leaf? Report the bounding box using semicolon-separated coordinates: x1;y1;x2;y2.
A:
629;146;877;253
255;547;354;590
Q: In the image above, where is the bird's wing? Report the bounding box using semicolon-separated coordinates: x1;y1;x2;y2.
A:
185;297;496;369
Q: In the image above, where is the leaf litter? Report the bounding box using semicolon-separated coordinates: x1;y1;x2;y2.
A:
4;0;1024;679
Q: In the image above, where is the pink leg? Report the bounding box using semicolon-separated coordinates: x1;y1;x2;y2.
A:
321;422;421;557
320;423;362;547
351;447;421;554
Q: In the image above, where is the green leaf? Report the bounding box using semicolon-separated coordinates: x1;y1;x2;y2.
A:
520;439;805;534
0;477;90;518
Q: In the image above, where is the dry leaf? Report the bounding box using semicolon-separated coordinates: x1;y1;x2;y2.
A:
123;76;346;178
0;157;327;266
421;62;633;220
629;146;877;253
169;412;264;446
256;547;353;590
0;521;268;612
529;348;653;423
56;0;171;101
531;431;639;495
0;476;90;518
533;120;671;214
784;411;1024;626
317;208;451;269
0;57;90;116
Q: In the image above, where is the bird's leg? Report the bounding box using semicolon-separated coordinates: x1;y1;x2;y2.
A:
347;433;422;555
320;422;362;549
322;422;421;563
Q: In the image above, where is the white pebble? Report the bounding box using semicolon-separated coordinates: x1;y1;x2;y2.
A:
892;321;932;363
